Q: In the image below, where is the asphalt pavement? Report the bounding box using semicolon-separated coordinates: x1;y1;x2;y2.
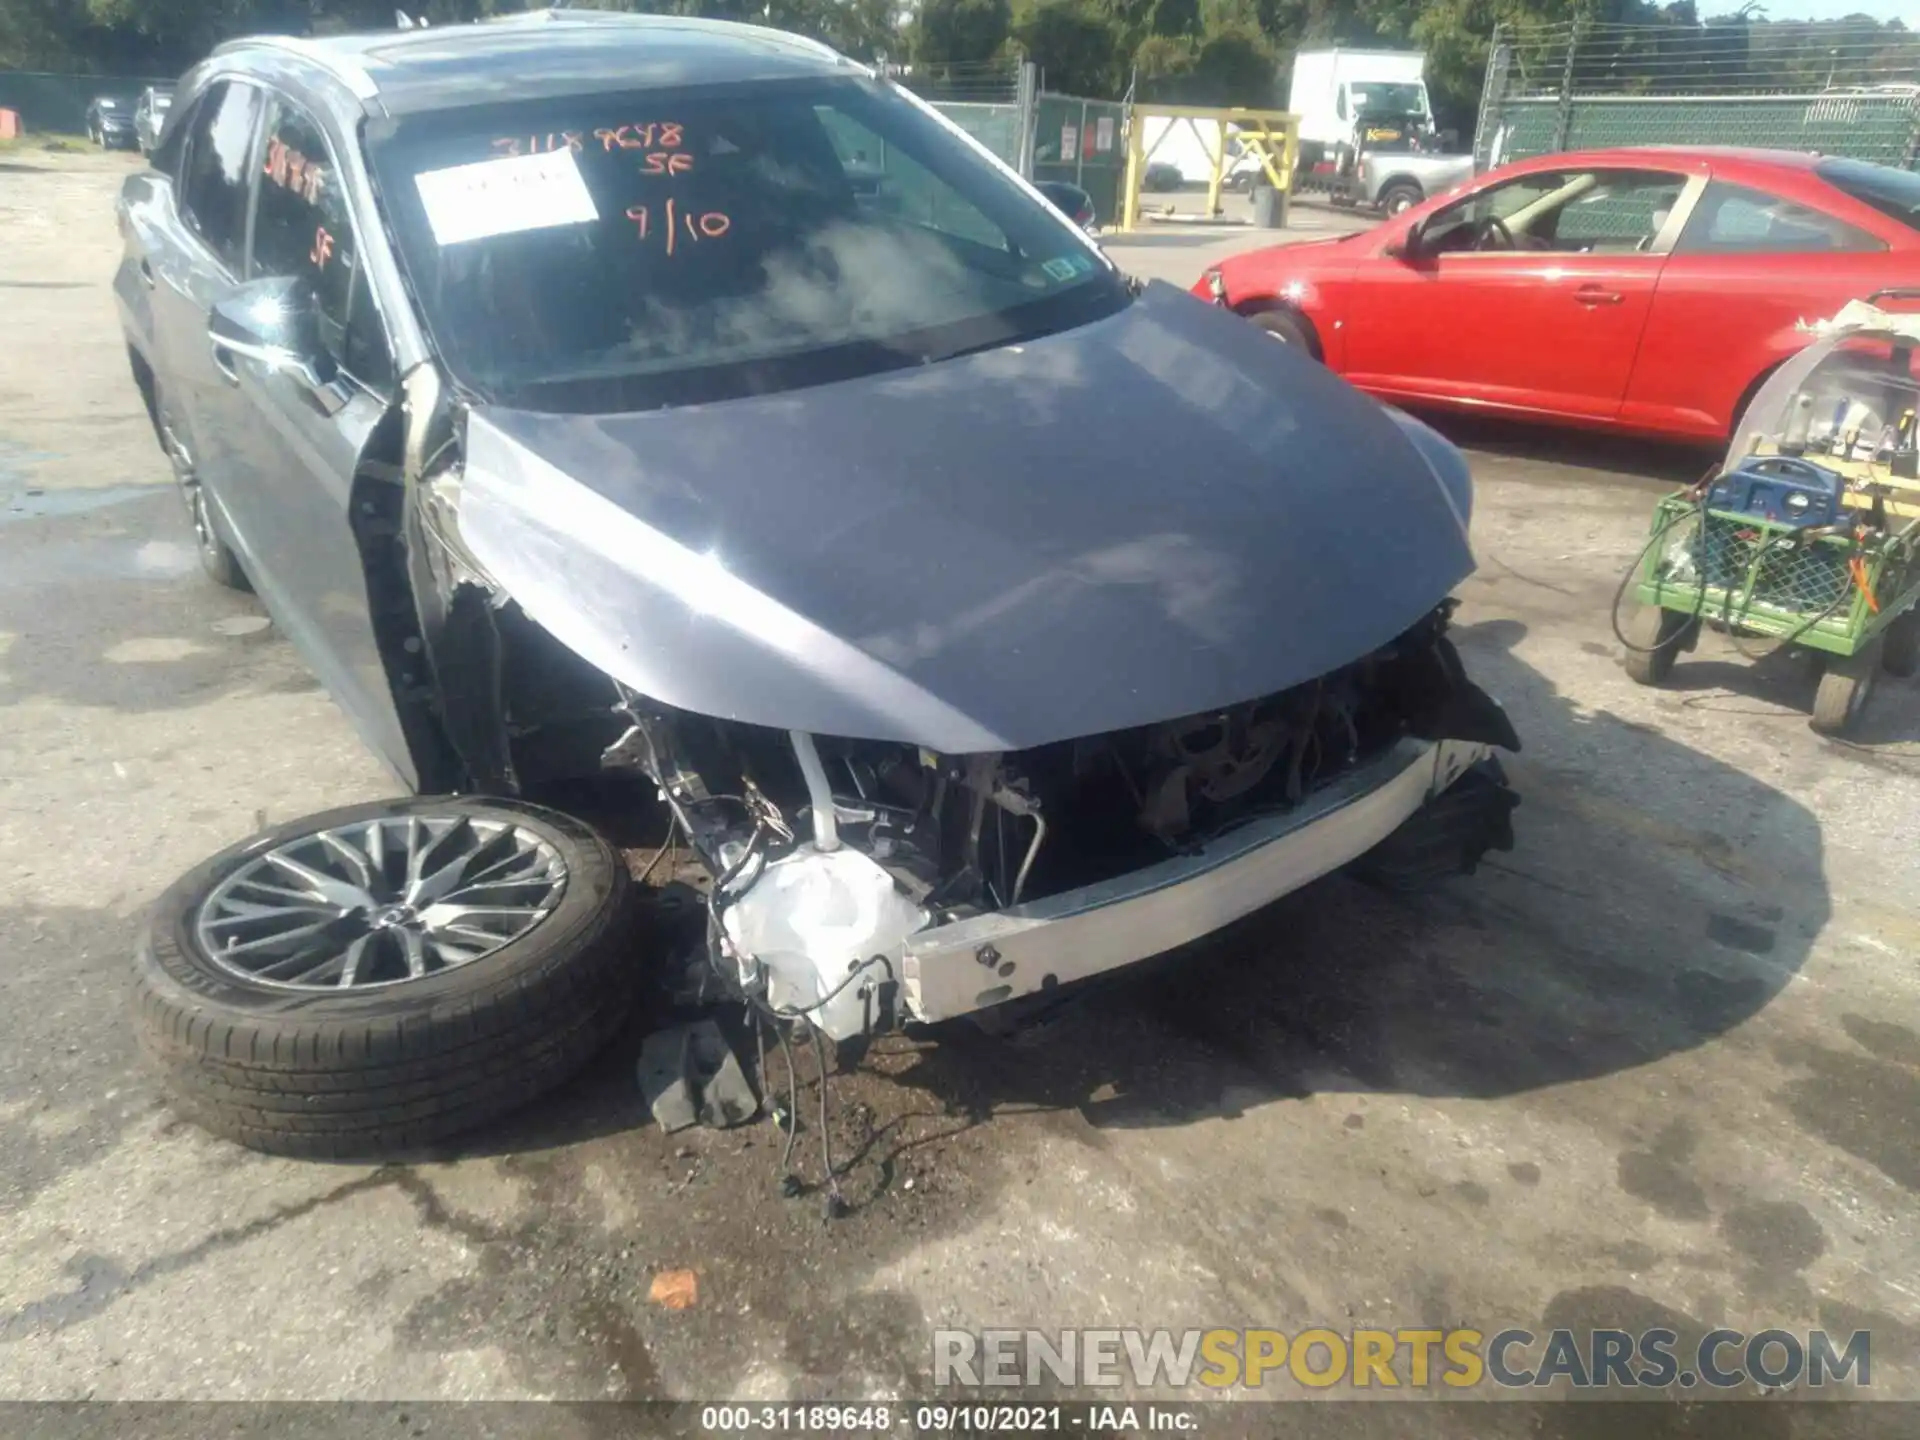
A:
2;147;1918;1408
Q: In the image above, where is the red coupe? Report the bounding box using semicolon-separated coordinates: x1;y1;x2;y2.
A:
1196;147;1920;442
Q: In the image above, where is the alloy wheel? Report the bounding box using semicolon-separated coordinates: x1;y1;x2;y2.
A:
195;814;569;991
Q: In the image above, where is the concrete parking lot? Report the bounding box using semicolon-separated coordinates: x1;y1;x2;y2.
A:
3;146;1919;1409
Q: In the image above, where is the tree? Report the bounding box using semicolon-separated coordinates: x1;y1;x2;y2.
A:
910;0;1015;64
1190;19;1275;103
84;0;264;70
0;0;89;68
1132;31;1197;92
1014;0;1125;95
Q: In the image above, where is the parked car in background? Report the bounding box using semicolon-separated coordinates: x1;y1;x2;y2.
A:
113;10;1516;1156
86;95;137;149
1142;160;1183;192
1034;178;1096;232
1199;147;1920;443
133;85;172;154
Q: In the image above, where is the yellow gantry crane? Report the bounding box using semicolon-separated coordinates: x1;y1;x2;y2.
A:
1118;104;1301;233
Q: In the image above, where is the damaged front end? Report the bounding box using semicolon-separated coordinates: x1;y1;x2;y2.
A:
597;605;1517;1044
387;288;1521;1047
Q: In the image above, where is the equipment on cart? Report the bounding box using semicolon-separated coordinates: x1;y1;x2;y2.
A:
1705;455;1847;529
1615;290;1920;737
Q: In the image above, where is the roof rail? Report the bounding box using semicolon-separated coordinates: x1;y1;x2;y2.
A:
482;6;852;63
211;34;382;101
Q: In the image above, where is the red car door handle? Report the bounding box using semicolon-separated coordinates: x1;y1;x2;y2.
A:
1575;286;1624;306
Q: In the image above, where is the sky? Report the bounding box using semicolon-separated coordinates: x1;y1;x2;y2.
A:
1762;0;1915;21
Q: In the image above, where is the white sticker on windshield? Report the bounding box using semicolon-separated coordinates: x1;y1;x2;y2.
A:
413;148;599;247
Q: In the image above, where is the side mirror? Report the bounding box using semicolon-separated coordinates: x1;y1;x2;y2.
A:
1388;222;1424;260
208;276;343;415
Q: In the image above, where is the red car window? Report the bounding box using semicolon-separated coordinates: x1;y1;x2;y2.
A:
1675;181;1884;256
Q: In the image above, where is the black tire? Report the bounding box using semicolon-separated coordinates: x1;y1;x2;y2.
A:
1811;641;1880;737
132;795;640;1157
154;400;249;591
1881;609;1919;679
1621;604;1692;686
1245;307;1314;354
1378;181;1423;216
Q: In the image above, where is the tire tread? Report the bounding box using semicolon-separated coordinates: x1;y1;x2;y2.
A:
131;796;641;1157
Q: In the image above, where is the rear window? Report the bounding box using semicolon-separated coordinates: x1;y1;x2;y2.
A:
1815;158;1920;234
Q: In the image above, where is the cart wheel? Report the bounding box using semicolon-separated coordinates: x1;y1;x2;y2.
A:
1811;639;1882;738
1621;605;1692;685
1882;610;1919;679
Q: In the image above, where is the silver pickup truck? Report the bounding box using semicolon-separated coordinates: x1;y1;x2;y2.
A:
1354;149;1476;215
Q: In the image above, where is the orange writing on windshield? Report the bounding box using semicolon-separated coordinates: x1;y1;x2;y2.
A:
595;121;684;151
490;132;584;157
625;202;731;254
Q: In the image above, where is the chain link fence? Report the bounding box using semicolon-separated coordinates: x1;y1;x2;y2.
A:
888;57;1034;184
1473;20;1920;172
1030;94;1128;226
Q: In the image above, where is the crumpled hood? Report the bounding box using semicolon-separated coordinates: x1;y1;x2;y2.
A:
457;281;1474;753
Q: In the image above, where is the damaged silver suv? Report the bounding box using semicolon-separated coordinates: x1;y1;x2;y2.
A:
116;10;1518;1157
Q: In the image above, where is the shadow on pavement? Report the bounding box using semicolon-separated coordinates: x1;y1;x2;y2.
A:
1420;409;1715;490
896;630;1819;1132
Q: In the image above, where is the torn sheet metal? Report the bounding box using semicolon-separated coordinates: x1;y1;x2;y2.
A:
456;283;1476;753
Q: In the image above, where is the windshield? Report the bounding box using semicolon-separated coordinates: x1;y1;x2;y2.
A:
1817;157;1920;234
368;76;1126;410
1347;81;1428;119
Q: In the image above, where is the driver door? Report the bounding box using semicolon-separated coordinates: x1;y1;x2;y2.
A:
217;94;415;781
1345;165;1694;423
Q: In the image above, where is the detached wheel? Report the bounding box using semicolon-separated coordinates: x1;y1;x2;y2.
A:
1379;182;1423;216
1245;307;1313;354
133;796;639;1157
1620;604;1693;685
1882;609;1919;679
1811;641;1880;737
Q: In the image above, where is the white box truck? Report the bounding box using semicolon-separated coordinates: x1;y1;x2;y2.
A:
1285;48;1470;212
1289;49;1433;155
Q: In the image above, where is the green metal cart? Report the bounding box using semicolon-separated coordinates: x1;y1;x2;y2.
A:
1624;498;1920;734
1618;292;1920;737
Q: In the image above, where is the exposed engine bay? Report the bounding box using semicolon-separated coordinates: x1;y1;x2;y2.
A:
594;602;1518;1044
382;298;1520;1058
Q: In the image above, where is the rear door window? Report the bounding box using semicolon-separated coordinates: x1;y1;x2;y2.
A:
177;80;264;274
